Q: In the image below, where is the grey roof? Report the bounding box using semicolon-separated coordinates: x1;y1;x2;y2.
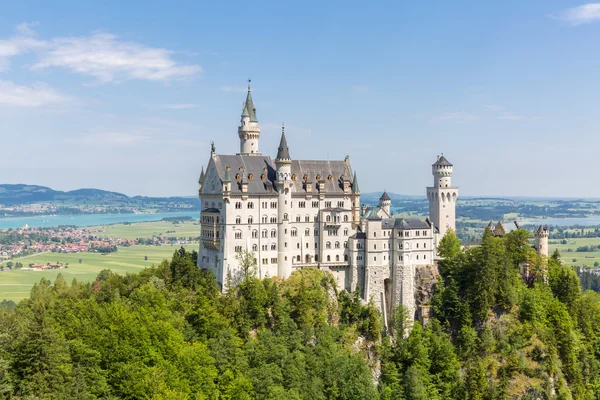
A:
352;171;360;193
433;155;452;167
276;131;290;160
242;87;258;122
198;167;205;184
381;217;431;230
201;207;220;213
211;155;352;195
380;191;391;201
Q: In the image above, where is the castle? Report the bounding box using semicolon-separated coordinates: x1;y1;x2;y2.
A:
197;84;458;320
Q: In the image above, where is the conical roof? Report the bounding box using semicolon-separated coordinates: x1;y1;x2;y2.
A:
380;191;391;201
276;129;290;160
198;167;205;184
242;84;258;122
433;154;452;167
352;171;360;193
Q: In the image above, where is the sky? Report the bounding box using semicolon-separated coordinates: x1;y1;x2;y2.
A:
1;1;599;198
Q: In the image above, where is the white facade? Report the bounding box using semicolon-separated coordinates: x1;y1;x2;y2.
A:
427;155;459;239
197;86;458;321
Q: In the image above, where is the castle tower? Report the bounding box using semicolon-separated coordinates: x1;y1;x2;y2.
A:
275;126;292;279
351;171;361;228
237;81;261;156
379;191;391;216
535;226;549;258
198;166;205;198
426;154;458;239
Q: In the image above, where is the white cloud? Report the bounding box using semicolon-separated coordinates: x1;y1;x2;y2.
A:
497;112;524;121
0;24;201;83
560;3;600;25
432;111;480;122
220;85;248;93
0;80;70;107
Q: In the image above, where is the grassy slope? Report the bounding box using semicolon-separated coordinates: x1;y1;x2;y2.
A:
550;237;600;268
101;220;200;239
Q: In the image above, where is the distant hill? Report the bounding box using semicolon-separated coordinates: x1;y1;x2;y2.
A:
0;184;199;209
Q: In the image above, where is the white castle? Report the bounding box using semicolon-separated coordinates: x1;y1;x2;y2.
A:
197;84;458;320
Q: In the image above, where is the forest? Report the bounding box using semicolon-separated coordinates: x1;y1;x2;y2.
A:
1;227;600;399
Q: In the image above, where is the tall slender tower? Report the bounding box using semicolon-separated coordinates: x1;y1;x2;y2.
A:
238;81;261;155
379;191;391;216
426;154;458;238
275;126;293;278
535;226;549;258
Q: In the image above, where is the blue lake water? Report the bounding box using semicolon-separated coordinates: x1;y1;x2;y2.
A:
0;211;199;230
518;217;600;227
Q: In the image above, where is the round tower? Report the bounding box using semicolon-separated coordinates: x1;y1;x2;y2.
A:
535;226;549;258
426;154;458;239
379;191;391;216
275;126;292;279
238;81;261;156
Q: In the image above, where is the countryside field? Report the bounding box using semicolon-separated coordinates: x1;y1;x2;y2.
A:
100;220;200;239
550;237;600;269
0;244;197;301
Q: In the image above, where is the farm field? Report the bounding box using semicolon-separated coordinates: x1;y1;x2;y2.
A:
100;220;200;239
0;244;196;302
549;237;600;269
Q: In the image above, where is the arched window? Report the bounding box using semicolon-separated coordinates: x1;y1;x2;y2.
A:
297;255;301;262
248;216;253;224
291;229;298;237
344;215;349;222
235;216;241;224
327;255;331;262
305;215;310;222
326;241;331;249
271;243;276;250
235;231;242;239
262;215;268;223
326;215;331;222
262;229;268;238
336;255;340;261
271;229;277;238
252;244;258;251
248;202;254;209
335;241;340;249
252;230;258;238
296;215;301;222
344;254;348;261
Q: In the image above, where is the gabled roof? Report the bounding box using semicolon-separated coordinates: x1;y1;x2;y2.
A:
433;155;452;167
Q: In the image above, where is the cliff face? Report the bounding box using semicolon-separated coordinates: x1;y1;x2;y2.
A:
415;264;440;324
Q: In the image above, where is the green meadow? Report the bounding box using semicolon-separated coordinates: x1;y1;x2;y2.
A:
550;237;600;269
0;243;197;302
100;220;200;239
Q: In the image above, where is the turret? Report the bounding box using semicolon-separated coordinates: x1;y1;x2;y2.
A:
535;226;549;258
379;191;391;216
351;171;361;228
198;166;205;197
237;80;261;155
427;154;458;239
275;126;292;279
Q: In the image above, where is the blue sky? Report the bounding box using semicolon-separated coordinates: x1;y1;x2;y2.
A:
1;1;599;197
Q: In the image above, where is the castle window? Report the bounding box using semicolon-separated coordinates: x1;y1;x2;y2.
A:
416;243;419;249
235;231;242;239
424;243;427;248
306;243;309;248
314;215;319;222
271;258;278;264
338;201;344;208
344;215;348;222
235;202;242;209
271;216;277;223
297;243;300;249
374;232;376;237
424;255;427;260
248;202;254;209
326;215;331;222
262;245;267;251
399;255;403;261
327;255;331;261
416;255;419;260
271;230;276;238
252;230;258;238
271;244;276;250
344;254;348;261
252;244;258;251
305;215;310;222
291;229;298;237
297;255;301;262
374;256;377;261
312;201;318;208
344;241;347;248
262;215;267;223
299;201;306;208
325;201;332;208
405;231;409;237
315;255;319;261
314;229;319;236
305;228;310;236
374;244;377;250
248;216;253;224
262;230;268;238
344;229;348;235
235;246;242;252
326;242;331;249
335;241;340;249
296;215;301;222
235;216;241;224
263;258;268;264
399;244;403;250
336;255;340;261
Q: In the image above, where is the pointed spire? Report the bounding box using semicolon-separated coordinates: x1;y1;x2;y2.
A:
276;124;290;160
242;79;258;122
223;166;232;182
352;171;360;193
198;166;205;184
380;191;391;201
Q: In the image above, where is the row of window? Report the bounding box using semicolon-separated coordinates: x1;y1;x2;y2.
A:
232;200;348;210
371;229;430;238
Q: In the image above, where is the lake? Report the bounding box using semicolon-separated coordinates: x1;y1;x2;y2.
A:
518;217;600;227
0;211;199;230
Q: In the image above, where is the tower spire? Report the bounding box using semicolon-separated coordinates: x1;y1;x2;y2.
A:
276;124;290;160
238;79;261;155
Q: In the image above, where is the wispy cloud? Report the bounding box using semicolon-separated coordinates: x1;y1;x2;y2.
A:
497;112;524;121
485;105;525;120
432;111;480;123
0;80;70;107
220;85;248;93
0;24;201;83
559;3;600;25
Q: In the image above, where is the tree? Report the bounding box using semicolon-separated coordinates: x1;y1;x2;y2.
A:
144;255;148;261
235;250;257;282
